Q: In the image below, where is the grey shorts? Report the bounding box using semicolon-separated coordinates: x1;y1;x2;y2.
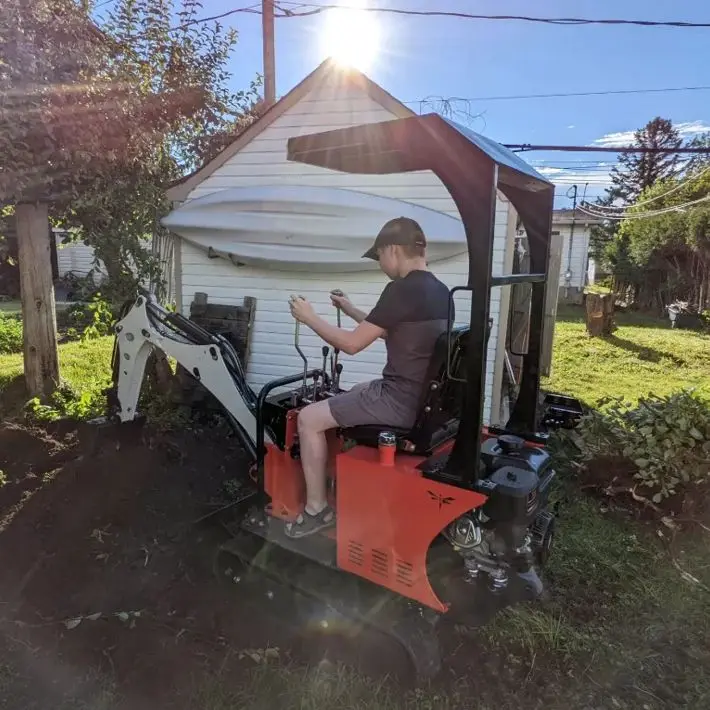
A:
327;379;417;430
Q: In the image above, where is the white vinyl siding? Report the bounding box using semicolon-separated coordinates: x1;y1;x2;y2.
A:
556;225;592;289
178;78;512;425
55;233;98;279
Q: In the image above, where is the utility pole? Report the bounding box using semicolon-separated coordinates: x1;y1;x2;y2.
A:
564;185;578;300
262;0;276;107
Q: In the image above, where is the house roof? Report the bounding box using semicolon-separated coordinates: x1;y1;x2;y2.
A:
552;208;605;224
166;59;416;202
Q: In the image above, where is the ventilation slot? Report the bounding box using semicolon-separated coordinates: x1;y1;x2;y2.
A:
347;540;364;567
371;549;389;577
395;559;414;587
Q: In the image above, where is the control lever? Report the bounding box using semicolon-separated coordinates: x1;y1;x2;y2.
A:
330;289;344;386
333;362;343;393
294;318;308;401
320;345;330;397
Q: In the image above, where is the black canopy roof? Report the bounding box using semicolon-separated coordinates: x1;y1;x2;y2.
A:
287;112;553;197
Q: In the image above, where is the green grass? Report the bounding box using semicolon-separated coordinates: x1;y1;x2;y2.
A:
0;336;113;410
543;306;710;406
0;300;21;314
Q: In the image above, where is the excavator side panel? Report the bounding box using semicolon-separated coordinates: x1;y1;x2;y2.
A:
335;445;488;613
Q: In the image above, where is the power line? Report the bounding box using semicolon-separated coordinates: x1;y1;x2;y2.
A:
166;3;710;31
506;144;710;153
584;165;710;210
274;3;710;28
169;4;262;32
578;195;710;220
403;85;710;104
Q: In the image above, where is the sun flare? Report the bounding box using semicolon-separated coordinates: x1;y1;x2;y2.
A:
320;1;380;72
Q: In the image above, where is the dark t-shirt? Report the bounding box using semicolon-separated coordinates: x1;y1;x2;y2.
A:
364;269;451;418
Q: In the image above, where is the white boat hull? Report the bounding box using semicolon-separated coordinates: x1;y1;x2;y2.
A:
162;185;467;272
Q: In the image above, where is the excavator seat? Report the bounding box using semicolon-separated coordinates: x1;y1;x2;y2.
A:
341;322;491;455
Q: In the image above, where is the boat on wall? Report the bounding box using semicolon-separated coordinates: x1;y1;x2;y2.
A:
162;185;467;272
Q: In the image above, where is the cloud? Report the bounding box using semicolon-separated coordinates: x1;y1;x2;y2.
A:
591;130;636;148
567;125;575;129
591;120;710;148
535;165;614;190
675;121;710;138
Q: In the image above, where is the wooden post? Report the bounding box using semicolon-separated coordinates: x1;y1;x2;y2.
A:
540;229;563;376
16;202;59;398
585;292;615;337
262;0;276;107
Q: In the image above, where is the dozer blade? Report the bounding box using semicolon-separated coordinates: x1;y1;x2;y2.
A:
213;508;443;682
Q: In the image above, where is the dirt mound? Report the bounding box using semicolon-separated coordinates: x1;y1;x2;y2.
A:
577;454;710;529
0;419;417;709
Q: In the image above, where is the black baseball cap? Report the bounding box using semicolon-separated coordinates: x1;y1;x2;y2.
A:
362;217;427;261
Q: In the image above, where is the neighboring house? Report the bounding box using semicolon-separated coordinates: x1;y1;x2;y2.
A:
54;229;98;280
162;59;561;427
551;209;605;303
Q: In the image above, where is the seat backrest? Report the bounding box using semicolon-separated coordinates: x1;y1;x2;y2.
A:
406;319;492;453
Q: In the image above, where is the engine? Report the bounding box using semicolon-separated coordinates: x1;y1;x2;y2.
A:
443;434;556;595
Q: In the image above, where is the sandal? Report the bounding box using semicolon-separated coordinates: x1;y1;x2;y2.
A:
284;505;336;539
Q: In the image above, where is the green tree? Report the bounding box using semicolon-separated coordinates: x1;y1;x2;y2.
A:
588;193;617;270
0;0;256;396
618;168;710;309
61;0;262;302
685;132;710;174
608;117;682;202
591;118;690;305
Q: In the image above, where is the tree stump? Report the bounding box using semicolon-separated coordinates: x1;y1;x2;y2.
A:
585;293;615;337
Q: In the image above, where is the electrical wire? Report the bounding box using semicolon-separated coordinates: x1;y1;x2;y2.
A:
274;3;710;28
584;165;710;210
403;85;710;104
578;194;710;220
169;4;262;32
507;144;710;153
165;2;710;31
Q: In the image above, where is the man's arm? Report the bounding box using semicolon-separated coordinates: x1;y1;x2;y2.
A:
330;292;368;324
301;314;384;356
331;291;385;337
342;303;368;324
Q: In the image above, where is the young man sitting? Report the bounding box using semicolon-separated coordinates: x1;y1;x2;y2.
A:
286;216;451;538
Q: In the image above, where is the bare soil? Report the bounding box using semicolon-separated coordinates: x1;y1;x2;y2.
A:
576;453;710;526
0;418;421;709
2;419;708;710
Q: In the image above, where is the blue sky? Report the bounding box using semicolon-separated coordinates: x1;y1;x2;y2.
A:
96;1;710;207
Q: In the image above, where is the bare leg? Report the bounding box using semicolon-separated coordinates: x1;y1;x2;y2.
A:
297;399;338;515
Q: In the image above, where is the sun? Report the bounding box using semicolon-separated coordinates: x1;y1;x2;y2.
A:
320;1;380;72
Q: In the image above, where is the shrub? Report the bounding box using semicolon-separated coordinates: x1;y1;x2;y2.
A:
59;293;116;341
0;313;22;354
575;390;710;502
25;382;105;423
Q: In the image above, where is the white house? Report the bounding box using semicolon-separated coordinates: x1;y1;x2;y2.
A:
551;209;604;302
163;60;559;427
54;230;97;280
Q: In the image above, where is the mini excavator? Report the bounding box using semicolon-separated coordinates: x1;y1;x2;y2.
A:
106;114;583;679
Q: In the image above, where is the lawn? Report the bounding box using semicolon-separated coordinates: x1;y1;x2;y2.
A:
2;307;707;412
0;300;21;314
544;306;710;405
0;309;709;709
0;336;113;412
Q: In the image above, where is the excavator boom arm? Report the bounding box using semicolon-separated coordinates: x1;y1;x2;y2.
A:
109;295;268;457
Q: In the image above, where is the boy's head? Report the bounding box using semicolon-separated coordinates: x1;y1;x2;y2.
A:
362;217;427;279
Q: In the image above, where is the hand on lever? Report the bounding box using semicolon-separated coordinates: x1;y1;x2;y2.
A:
289;294;316;324
330;289;353;314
